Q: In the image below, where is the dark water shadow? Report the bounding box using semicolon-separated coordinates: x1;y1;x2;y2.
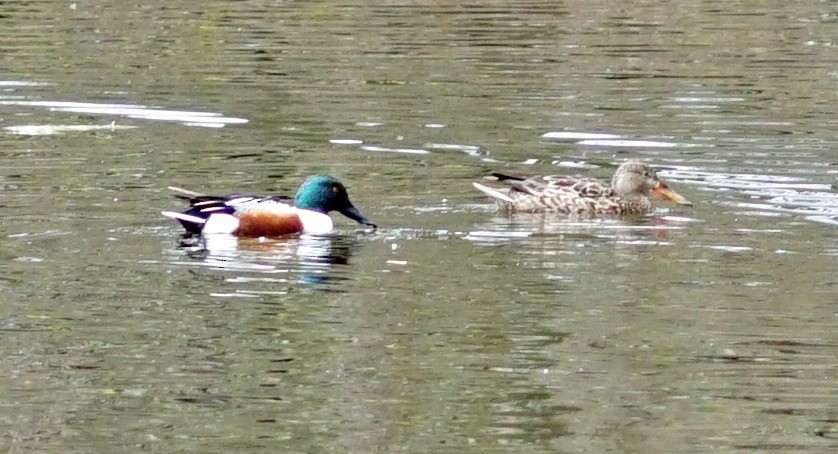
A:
166;233;362;293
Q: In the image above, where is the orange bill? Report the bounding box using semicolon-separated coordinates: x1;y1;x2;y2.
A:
651;183;692;206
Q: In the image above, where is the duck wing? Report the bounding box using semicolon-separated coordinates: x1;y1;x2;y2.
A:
500;173;613;198
475;173;617;213
163;193;292;234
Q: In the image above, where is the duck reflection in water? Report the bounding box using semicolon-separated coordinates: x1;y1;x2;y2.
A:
173;233;359;290
466;212;693;245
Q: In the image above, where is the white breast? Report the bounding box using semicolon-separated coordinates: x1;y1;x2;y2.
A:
295;209;334;235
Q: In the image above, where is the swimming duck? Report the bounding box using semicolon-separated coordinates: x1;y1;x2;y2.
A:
473;160;692;215
162;174;376;237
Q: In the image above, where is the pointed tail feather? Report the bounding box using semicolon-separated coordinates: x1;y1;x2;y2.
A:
473;182;515;203
162;211;206;225
162;210;207;234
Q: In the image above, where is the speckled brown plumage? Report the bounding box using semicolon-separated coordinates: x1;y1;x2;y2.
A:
473;160;692;216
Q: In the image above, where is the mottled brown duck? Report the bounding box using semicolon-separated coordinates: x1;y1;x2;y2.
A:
473;160;692;215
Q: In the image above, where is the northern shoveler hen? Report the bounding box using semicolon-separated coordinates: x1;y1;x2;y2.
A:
162;175;376;237
473;160;692;215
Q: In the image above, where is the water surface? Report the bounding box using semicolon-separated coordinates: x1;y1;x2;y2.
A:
0;1;835;452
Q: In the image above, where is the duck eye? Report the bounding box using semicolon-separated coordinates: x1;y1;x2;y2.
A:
332;185;339;193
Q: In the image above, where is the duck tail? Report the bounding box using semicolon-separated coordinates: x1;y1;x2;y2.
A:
472;182;515;203
162;210;207;234
488;173;525;182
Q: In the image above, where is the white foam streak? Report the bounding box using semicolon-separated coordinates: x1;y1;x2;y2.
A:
4;123;137;135
541;132;621;141
0;100;249;128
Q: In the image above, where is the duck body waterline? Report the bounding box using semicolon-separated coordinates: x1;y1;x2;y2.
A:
473;160;692;216
162;175;376;237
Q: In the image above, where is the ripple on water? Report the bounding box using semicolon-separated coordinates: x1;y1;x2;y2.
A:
665;166;838;226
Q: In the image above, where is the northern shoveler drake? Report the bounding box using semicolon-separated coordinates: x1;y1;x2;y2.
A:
473;160;692;215
162;174;376;237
